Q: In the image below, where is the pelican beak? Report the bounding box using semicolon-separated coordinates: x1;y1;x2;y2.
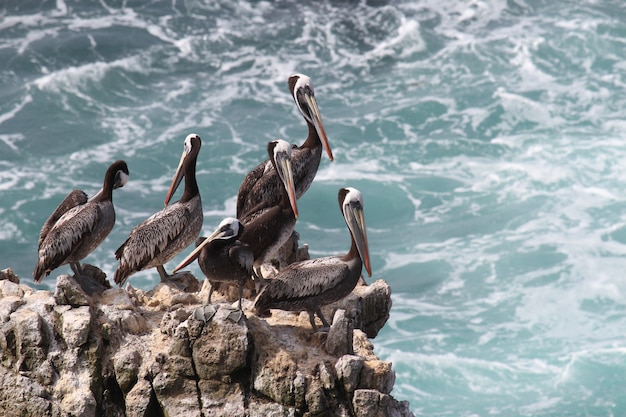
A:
304;93;333;161
164;148;187;206
275;150;299;219
172;226;229;274
345;202;372;277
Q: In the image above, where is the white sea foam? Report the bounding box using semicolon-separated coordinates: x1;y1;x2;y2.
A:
0;134;25;153
33;55;149;93
365;16;426;60
0;95;33;127
314;161;406;184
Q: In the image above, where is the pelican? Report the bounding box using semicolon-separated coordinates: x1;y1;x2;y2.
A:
114;134;203;287
253;187;372;331
173;217;254;311
236;73;332;219
33;160;130;282
239;139;298;274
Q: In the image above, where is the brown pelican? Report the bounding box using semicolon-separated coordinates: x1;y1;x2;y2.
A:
114;134;203;287
239;139;298;274
236;73;332;219
33;160;130;282
253;187;372;331
173;217;254;311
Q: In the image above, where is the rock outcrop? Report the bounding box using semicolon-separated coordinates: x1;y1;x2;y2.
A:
0;265;413;417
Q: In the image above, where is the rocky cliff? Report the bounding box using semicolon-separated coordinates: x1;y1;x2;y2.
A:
0;264;413;417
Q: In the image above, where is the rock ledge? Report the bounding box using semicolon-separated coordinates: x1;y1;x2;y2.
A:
0;267;413;417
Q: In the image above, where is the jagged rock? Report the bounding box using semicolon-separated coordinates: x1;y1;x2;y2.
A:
98;287;136;311
360;360;395;394
353;389;414;417
353;329;378;360
57;373;98;417
0;268;19;283
125;378;154;417
253;348;299;405
324;279;392;338
150;352;200;416
318;361;337;391
353;389;384;417
153;378;200;417
151;353;195;394
0;246;414;417
113;348;141;393
335;354;364;395
148;282;200;309
54;274;90;307
304;378;329;415
160;307;192;336
350;330;396;394
191;306;250;379
25;290;56;316
325;309;353;356
0;296;23;323
12;307;49;372
0;364;59;415
96;288;149;336
61;306;91;348
0;279;28;298
73;264;111;296
199;379;246;417
293;371;306;409
152;271;201;295
169;319;192;357
247;400;297;417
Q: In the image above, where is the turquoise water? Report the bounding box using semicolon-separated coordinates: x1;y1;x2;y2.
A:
3;0;626;415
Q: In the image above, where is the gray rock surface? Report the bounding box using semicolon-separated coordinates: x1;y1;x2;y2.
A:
0;263;412;417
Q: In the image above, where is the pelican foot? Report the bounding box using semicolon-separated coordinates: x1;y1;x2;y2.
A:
193;304;217;323
222;305;244;323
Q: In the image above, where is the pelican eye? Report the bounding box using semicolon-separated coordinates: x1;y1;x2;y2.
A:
296;90;313;120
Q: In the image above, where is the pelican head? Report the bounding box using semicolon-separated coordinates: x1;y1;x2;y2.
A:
289;73;333;161
111;160;130;190
103;160;130;191
339;187;371;277
172;217;243;274
164;133;201;206
270;139;298;219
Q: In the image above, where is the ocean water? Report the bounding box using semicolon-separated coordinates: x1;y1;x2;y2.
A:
2;0;626;415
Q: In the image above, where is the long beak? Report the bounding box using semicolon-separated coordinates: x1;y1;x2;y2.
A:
275;152;299;219
305;94;333;161
345;203;372;277
164;150;187;206
172;227;229;273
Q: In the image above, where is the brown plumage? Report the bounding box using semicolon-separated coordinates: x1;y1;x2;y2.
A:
253;187;372;331
236;73;332;219
114;134;203;286
238;140;298;273
173;217;254;310
33;160;129;282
